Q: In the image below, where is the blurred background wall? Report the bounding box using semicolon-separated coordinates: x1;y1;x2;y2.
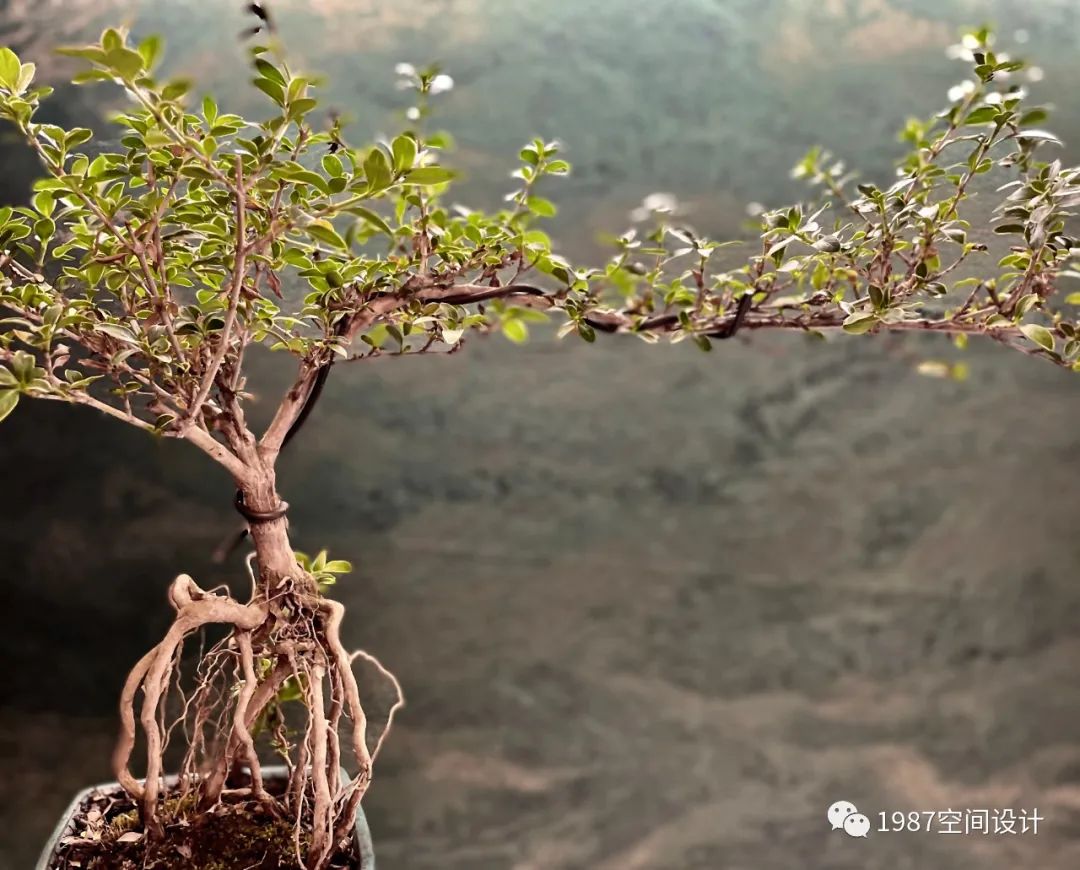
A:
1;2;1079;868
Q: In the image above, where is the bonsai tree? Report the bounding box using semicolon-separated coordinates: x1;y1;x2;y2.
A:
2;18;1078;870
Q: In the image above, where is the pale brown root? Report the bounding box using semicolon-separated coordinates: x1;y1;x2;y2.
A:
112;569;404;867
232;632;267;802
307;663;333;869
326;665;345;799
112;574;266;831
113;646;159;800
285;646;308;814
329;645;406;852
319;600;378;856
202;655;292;805
348;647;406;763
320;601;372;778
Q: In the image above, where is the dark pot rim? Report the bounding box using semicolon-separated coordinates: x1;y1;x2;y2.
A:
36;765;375;870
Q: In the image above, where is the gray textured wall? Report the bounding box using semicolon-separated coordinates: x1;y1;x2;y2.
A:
2;2;1080;868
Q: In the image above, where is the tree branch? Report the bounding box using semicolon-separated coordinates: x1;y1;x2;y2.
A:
185;155;248;429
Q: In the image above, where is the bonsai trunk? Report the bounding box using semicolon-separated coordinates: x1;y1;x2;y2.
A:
236;457;305;593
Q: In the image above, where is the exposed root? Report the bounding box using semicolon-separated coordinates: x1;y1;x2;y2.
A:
233;632;268;803
112;570;403;870
307;663;332;868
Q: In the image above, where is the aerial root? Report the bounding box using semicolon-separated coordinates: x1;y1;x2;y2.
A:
112;574;266;830
110;573;404;870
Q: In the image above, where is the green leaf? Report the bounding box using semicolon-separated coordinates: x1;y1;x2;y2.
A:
102;28;123;53
842;312;878;334
0;47;20;89
254;58;286;85
162;79;191;100
105;47;145;80
963;106;999;126
526;196;557;218
363;147;392;190
391;133;417;172
403;166;455;186
137;35;163;70
349;206;392;236
1016;129;1063;146
55;45;108;62
33;217;55;240
65;128;93;148
305;219;348;250
15;62;35;95
1020;323;1055;352
284;168;330;195
0;390;18;423
252;76;285;106
97;323;139;344
502;318;529;343
287;98;317;121
321;154;344;177
31;191;54;217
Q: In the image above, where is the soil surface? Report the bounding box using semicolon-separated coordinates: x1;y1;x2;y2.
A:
49;781;358;870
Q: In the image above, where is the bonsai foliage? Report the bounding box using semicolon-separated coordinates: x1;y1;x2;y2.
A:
1;19;1078;869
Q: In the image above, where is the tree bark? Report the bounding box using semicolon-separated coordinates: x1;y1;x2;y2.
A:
230;432;305;594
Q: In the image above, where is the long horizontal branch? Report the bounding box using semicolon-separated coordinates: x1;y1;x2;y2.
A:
417;282;1033;343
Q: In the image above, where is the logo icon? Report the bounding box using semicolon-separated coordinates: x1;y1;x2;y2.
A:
828;800;870;838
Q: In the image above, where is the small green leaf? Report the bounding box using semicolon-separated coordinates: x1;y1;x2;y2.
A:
1020;323;1054;352
403;166;455;186
321;154;344;177
526;196;557;218
1016;129;1063;146
392;134;418;172
842;312;878;334
363;147;392;189
15;62;35;95
137;35;163;70
33;217;55;240
97;323;139;344
287;98;317;120
0;47;21;89
963;106;998;126
31;191;54;217
65;128;93;148
305;219;348;250
254;57;285;85
252;76;285;106
105;47;145;80
349;206;392;236
502;318;528;343
0;390;18;423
